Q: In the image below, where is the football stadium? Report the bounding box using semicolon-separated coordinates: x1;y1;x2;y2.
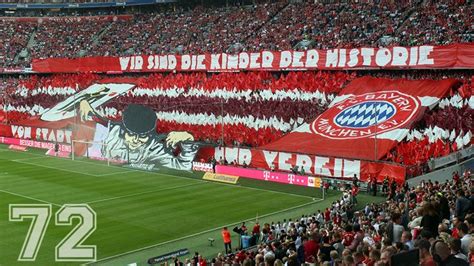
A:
0;0;473;265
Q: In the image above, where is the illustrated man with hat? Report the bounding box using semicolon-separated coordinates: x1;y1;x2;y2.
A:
79;100;199;171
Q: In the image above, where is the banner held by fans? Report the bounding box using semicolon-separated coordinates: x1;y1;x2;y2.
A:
32;43;474;73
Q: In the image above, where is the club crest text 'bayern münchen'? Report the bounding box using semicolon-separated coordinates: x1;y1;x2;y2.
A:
311;91;419;139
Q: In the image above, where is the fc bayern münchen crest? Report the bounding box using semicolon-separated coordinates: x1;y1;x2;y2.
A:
311;90;420;139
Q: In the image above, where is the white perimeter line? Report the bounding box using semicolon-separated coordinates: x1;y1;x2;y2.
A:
84;198;325;265
209;180;314;199
94;170;140;177
13;157;135;177
85;182;204;204
12;159;98;177
10;156;44;162
0;189;61;207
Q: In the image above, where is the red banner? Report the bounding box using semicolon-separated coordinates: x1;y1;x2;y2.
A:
31;43;474;73
0;123;74;144
262;77;457;161
197;146;406;184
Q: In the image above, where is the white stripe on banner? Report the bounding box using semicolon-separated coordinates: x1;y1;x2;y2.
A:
155;111;297;131
13;86;77;97
419;96;440;107
369;128;410;141
328;94;353;107
13;86;334;103
127;87;334;102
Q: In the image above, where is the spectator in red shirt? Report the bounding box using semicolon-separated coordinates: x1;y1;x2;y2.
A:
333;214;342;227
239;222;247;235
324;208;331;223
198;255;207;266
453;171;460;184
366;249;380;266
342;225;355;247
353;251;365;266
415;239;436;266
252;222;260;242
304;231;320;263
348;223;364;251
351;185;359;204
451;216;462;239
221;227;232;254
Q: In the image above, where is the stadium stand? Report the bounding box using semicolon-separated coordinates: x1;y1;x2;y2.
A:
0;20;35;67
30;18;111;59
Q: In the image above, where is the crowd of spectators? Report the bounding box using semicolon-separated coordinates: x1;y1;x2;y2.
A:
30;18;111;59
397;1;473;46
175;173;473;266
249;1;412;51
0;0;473;68
0;20;35;68
89;2;286;56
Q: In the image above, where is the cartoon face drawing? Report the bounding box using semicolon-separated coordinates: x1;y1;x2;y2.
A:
119;104;157;151
123;131;150;151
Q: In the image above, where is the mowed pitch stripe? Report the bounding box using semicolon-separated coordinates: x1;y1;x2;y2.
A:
0;189;61;207
12;158;98;176
1;160;200;205
85;182;204;204
12;157;131;177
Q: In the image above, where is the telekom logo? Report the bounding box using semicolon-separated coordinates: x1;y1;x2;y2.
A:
288;174;295;184
263;171;270;181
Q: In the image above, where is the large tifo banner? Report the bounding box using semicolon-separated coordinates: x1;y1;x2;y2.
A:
2;80;407;182
263;77;457;162
32;43;474;73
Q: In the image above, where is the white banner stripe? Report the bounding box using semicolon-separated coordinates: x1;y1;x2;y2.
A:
12;86;334;103
155;111;296;131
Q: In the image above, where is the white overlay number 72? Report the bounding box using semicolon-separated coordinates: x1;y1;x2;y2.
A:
9;204;51;261
9;204;96;262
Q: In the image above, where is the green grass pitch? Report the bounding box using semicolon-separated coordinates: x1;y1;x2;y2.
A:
0;145;383;265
